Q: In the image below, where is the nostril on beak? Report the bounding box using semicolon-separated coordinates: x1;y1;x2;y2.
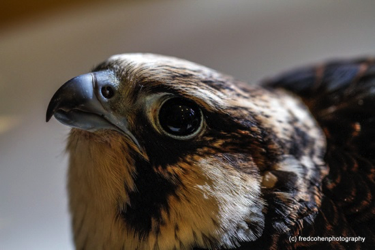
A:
101;85;115;99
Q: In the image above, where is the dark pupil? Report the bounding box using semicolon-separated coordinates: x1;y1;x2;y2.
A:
159;98;201;136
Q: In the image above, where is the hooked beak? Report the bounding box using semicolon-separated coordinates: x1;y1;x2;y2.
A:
46;71;146;158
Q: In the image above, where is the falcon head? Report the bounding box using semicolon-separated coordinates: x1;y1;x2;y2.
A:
47;54;326;249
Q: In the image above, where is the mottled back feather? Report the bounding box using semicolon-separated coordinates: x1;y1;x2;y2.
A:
263;58;375;250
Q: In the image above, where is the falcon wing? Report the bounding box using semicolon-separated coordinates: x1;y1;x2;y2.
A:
264;58;375;249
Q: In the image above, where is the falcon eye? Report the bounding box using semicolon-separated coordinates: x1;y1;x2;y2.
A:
158;98;203;139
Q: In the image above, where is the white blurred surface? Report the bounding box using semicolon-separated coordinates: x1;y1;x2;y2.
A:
1;1;375;249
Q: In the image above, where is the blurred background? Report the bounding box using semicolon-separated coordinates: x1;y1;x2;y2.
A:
1;0;374;249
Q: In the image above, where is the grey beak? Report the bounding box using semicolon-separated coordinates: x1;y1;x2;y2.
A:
46;72;110;128
46;71;147;158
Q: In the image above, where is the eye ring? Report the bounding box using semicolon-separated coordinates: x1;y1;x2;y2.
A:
156;97;204;140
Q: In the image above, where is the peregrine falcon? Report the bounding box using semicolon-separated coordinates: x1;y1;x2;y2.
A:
47;54;375;250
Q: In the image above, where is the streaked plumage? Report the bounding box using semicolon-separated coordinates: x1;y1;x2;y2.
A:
47;54;375;249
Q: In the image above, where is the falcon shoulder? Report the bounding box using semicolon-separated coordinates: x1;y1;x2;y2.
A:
264;57;375;249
